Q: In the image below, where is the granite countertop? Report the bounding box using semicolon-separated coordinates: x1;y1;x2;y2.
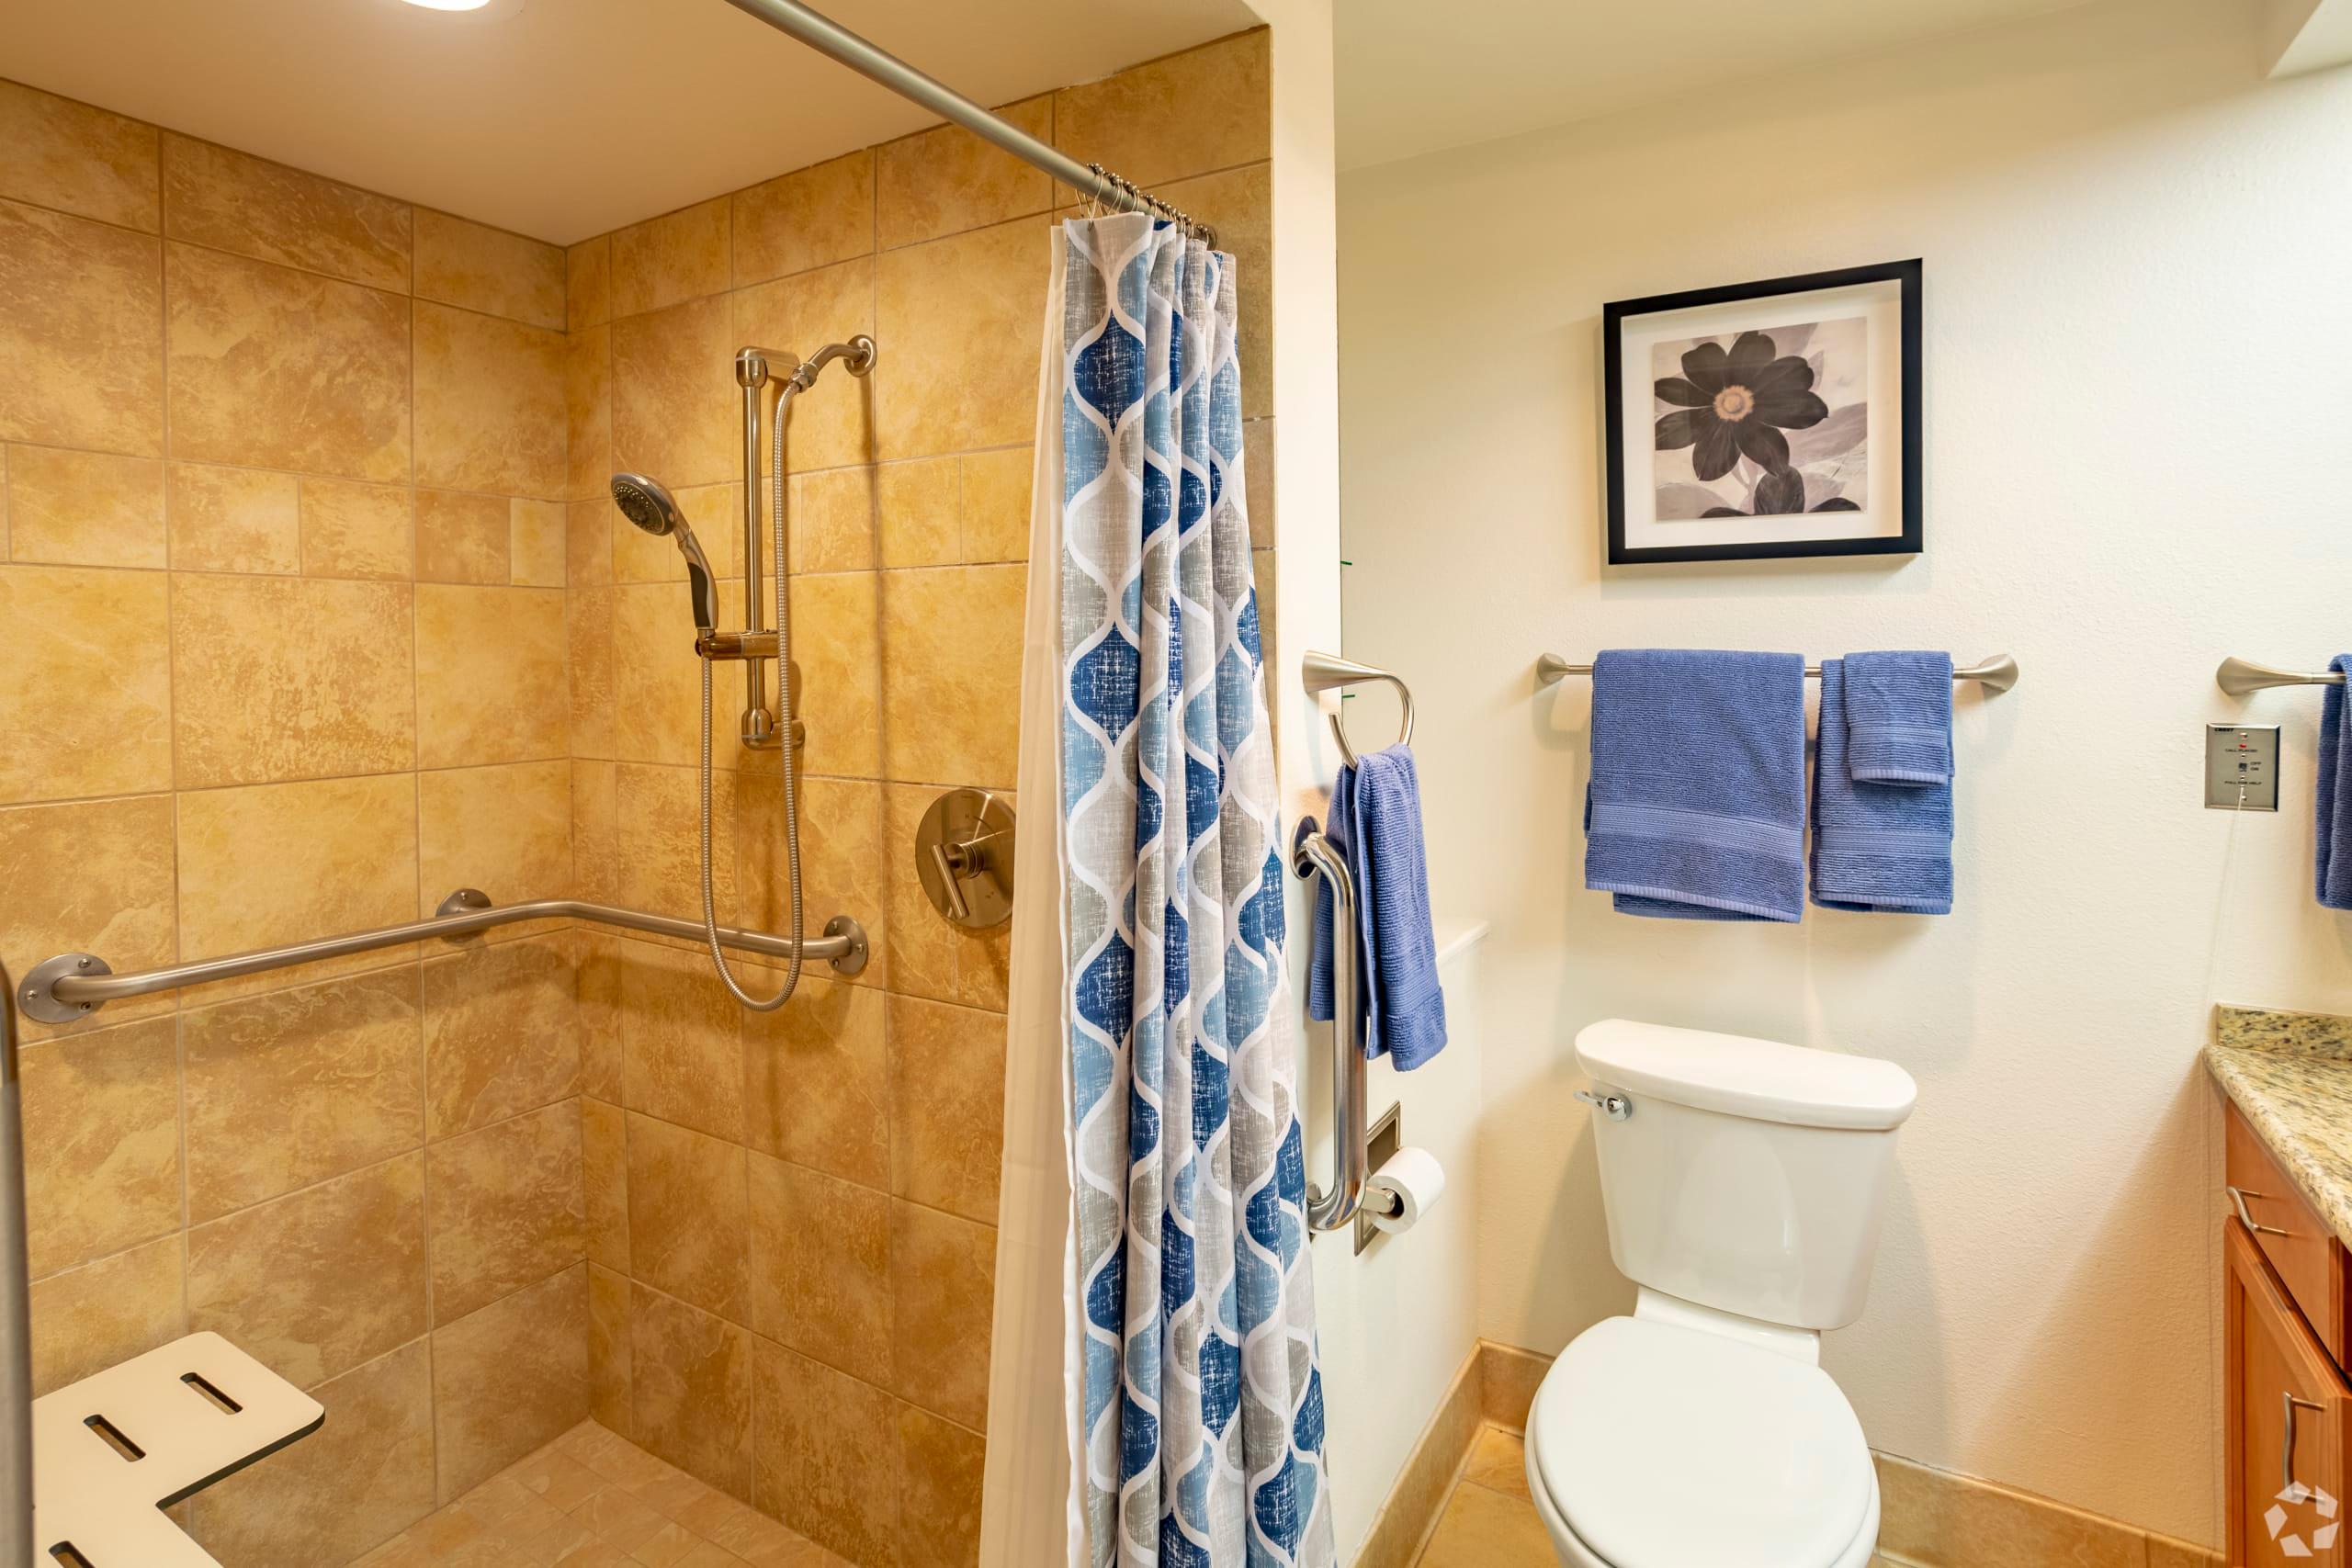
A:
2206;1004;2352;1251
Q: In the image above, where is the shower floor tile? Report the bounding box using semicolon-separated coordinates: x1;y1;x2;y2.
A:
345;1421;848;1568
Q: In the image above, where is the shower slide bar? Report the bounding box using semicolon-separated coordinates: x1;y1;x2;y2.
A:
16;894;869;1025
718;0;1216;245
2217;657;2347;696
1536;651;2022;693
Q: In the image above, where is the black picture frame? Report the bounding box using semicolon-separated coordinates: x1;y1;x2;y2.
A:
1603;259;1922;566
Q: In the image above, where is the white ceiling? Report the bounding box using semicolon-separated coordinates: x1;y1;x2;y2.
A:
0;0;1259;243
1336;0;2109;172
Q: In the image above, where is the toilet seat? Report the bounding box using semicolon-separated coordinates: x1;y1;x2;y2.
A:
1526;1315;1877;1568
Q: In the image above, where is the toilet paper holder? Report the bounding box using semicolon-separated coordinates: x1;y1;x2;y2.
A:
1355;1103;1405;1254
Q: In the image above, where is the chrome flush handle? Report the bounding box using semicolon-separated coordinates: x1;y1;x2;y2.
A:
1576;1089;1632;1122
2228;1185;2290;1237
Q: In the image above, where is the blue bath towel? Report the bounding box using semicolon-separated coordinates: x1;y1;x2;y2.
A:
1307;749;1448;1068
1811;654;1954;915
1584;649;1807;921
2319;654;2352;910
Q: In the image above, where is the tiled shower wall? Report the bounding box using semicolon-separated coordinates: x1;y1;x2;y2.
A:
560;28;1273;1566
0;24;1272;1568
0;73;593;1568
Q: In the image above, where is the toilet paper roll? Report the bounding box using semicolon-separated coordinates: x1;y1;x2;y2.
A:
1363;1145;1445;1235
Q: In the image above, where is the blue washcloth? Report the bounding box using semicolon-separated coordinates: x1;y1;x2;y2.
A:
1811;655;1954;914
1584;649;1807;921
2319;654;2352;910
1306;748;1448;1068
1843;650;1955;784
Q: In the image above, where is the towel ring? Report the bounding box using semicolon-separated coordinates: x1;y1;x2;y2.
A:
1300;649;1414;769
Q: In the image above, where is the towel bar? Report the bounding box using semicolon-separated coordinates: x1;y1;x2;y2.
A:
1536;651;2020;694
1292;828;1368;1235
1302;649;1414;768
2217;657;2348;697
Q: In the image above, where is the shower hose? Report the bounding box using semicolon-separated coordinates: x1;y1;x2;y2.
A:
697;378;807;1012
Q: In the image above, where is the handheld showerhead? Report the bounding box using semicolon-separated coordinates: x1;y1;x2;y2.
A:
611;471;719;631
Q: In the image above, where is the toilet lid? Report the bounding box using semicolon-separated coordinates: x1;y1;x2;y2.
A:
1532;1316;1872;1568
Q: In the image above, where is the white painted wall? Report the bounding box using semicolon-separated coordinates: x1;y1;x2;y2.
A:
1334;0;2352;1546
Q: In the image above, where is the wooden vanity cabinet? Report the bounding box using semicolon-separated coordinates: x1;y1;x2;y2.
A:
2223;1102;2352;1564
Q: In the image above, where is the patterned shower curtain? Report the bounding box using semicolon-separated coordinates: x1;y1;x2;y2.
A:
1057;212;1334;1567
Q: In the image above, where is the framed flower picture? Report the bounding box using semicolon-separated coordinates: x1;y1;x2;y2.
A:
1603;259;1922;564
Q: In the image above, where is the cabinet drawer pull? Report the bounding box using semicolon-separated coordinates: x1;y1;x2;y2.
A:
2285;1393;2325;1496
2230;1185;2290;1237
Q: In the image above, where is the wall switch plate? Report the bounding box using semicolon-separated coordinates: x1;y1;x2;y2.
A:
2206;723;2280;811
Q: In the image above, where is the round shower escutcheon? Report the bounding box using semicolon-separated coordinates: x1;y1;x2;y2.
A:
914;789;1016;929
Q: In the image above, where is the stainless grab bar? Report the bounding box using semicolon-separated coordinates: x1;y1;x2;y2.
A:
0;964;30;1568
1293;829;1367;1234
17;892;869;1024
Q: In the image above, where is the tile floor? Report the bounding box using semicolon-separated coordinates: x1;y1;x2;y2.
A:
345;1420;849;1568
1412;1424;1906;1568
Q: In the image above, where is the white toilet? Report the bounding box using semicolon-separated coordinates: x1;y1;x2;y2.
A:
1525;1019;1917;1568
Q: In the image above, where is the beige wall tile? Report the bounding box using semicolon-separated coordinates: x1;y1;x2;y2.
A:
171;573;415;787
736;773;887;991
582;1097;628;1272
753;1338;897;1562
163;133;411;291
787;570;882;779
1477;1342;1551;1430
897;1404;985;1568
615;762;739;923
413;300;567;500
190;1337;437;1568
0;81;160;231
28;1235;186;1396
741;972;887;1188
300;476;413;579
175;772;419;964
187;1153;428;1388
791;464;881;573
568;494;614;588
0;794;176;1042
0;198;164;454
874;218;1046;460
513;497;567;586
627;1112;749;1325
747;1154;889;1384
732;258;876;473
958;446;1031;564
414;488;510;584
614;295;738;490
417;758;573;918
732;151;873;287
568;235;610;333
881;783;1009;1010
589;1261;633;1435
415;582;570;767
570;587;617;764
167;461;300;573
618;935;744;1142
421;931;581;1138
878;562;1023;789
166;243;409;479
19;1016;180;1277
0;564;173;804
183;968;424;1223
427;1100;585;1323
616;477;741;582
878;95;1052;252
1254;546;1278;676
414;209;565;330
1052;30;1270;191
873;456;957;569
1161;162;1272;417
631;1281;753;1500
575;929;624;1098
613;579;720;768
434;1264;591;1498
1244;418;1273;548
6;445;164;567
567;323;613;504
889;996;1005;1226
889;1199;993;1428
613;197;729;318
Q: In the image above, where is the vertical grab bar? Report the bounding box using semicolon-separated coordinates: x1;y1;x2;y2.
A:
0;964;32;1568
1293;829;1368;1234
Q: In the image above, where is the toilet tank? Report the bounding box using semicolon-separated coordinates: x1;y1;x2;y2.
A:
1575;1019;1917;1331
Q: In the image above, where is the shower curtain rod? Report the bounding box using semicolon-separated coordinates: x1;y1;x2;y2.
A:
718;0;1217;245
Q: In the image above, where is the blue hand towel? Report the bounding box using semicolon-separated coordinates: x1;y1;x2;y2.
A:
1843;649;1955;784
1811;655;1954;915
1584;649;1807;922
1306;748;1448;1068
2318;653;2352;910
